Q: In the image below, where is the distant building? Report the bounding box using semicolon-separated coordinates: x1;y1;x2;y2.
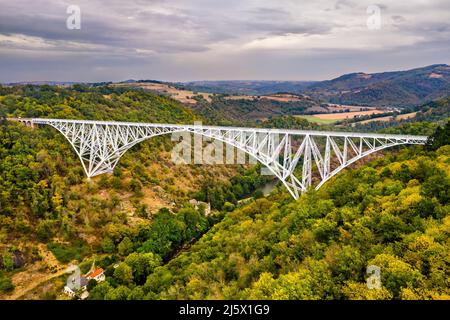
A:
189;199;211;216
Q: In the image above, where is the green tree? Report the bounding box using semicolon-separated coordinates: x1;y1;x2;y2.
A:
86;279;98;292
421;173;450;204
124;252;162;284
113;263;134;285
2;254;14;271
88;281;112;300
101;237;115;253
0;276;14;293
127;287;145;300
223;202;235;212
105;285;131;300
36;220;54;242
118;237;134;256
368;254;423;298
426;120;450;151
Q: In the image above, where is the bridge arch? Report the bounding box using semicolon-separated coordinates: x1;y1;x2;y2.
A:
46;122;301;198
314;141;408;190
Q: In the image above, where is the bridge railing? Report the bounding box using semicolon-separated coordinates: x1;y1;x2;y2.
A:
13;117;429;142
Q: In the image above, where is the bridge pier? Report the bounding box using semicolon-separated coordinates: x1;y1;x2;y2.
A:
8;117;35;128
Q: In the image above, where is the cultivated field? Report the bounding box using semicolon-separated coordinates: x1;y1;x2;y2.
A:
313;110;386;119
354;112;418;124
294;115;338;124
112;82;212;104
305;103;388;113
296;109;388;123
325;103;379;112
224;93;307;102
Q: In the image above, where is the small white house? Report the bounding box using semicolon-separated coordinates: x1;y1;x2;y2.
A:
64;265;105;298
64;274;88;297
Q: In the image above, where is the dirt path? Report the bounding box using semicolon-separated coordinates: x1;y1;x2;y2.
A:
6;267;73;300
2;244;75;300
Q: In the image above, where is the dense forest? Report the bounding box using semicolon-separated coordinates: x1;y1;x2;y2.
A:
182;64;450;108
0;84;449;300
86;139;450;300
305;64;450;107
0;85;267;297
349;97;450;133
190;95;322;123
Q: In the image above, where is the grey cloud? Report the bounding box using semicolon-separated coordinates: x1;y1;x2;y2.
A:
375;3;388;10
391;15;406;23
0;13;135;44
244;21;333;36
335;0;356;10
247;7;291;19
0;0;448;82
243;7;333;36
0;10;209;54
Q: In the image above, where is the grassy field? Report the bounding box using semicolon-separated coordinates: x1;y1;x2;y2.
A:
296;109;389;124
113;82;212;104
355;112;418;124
294;115;338;124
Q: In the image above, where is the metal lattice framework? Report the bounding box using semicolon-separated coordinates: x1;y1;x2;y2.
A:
14;118;427;199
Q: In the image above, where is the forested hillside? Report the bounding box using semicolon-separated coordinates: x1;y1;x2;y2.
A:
0;84;448;300
305;64;450;107
350;97;450;133
191;95;323;124
181;65;450;108
178;81;316;95
88;140;449;300
0;85;196;122
0;85;267;298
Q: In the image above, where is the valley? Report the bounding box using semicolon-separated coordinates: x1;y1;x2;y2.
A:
110;64;450;126
1;0;449;310
0;64;449;301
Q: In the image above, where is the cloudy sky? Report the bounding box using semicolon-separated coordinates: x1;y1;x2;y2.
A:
0;0;449;82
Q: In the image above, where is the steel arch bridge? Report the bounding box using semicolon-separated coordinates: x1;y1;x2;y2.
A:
12;118;427;199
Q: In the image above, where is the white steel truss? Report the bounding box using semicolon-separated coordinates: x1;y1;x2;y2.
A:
14;118;428;199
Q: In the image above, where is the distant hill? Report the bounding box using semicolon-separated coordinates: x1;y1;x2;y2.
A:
180;65;450;107
305;64;450;107
179;80;316;95
6;64;449;109
190;93;328;123
414;96;450;121
349;96;450;133
4;81;81;86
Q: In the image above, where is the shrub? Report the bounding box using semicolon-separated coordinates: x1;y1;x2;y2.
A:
0;276;14;293
47;240;89;263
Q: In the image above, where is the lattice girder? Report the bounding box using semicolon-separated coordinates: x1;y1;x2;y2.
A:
14;118;427;199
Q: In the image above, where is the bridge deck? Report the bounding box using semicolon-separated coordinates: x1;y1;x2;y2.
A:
9;117;428;199
18;118;428;141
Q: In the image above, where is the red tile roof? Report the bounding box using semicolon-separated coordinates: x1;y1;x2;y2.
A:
86;268;104;279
